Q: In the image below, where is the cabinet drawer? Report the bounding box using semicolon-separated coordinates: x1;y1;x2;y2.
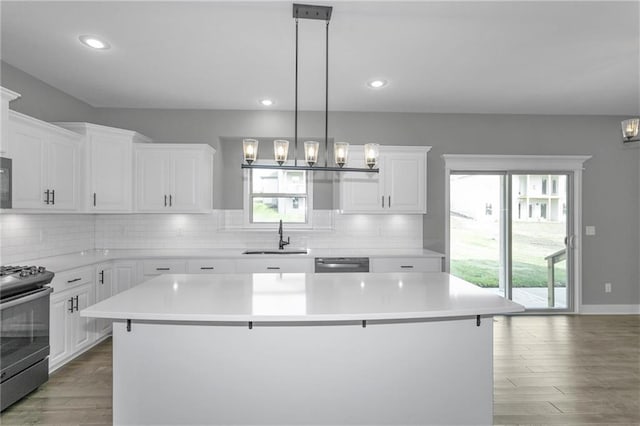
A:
370;257;442;273
142;259;187;275
236;258;312;273
50;266;94;292
187;259;236;274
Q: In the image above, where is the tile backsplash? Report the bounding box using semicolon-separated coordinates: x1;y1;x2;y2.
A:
0;214;95;264
1;210;423;263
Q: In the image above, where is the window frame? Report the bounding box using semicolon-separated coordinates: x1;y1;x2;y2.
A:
243;165;314;229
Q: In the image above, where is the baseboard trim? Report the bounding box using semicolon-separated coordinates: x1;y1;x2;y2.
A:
579;304;640;315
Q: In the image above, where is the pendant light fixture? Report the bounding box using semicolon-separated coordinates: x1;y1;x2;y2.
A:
241;3;379;173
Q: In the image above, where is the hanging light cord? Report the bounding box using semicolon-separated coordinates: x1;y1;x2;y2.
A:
294;17;299;167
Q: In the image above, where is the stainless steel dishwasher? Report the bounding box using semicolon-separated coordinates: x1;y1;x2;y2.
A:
314;257;369;273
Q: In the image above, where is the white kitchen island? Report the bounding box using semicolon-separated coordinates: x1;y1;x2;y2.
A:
82;272;523;426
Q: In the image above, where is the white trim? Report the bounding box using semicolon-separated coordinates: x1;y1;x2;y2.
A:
1;86;21;102
442;154;591;171
443;154;591;313
579;304;640;315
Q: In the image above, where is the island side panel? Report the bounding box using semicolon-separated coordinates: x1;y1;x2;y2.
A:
113;318;493;426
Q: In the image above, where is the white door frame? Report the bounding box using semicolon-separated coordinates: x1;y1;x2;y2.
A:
443;154;591;313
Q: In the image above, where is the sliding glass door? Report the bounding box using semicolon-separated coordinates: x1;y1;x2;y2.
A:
450;172;572;311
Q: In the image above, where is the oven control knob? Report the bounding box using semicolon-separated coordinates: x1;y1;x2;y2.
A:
20;270;29;277
38;266;46;273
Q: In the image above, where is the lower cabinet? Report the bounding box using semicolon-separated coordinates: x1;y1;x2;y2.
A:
94;263;113;338
370;257;443;273
236;258;313;273
187;259;236;274
141;259;186;282
49;282;95;371
114;261;140;293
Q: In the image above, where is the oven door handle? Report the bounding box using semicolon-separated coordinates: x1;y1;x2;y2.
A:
0;287;52;311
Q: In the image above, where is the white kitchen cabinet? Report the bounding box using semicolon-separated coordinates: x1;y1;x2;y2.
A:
236;258;313;273
53;122;151;212
8;111;81;211
114;261;140;294
135;144;214;213
187;259;237;274
142;259;187;281
338;145;430;214
0;87;20;155
94;263;113;337
49;281;95;371
370;257;442;273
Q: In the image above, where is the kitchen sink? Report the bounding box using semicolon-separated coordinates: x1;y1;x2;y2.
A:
242;249;309;255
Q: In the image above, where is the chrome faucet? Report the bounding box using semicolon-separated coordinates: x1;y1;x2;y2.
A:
278;219;290;250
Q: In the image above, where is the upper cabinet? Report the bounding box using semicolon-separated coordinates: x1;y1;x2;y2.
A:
53;122;151;212
0;87;20;156
338;145;431;214
7;111;82;211
135;144;215;213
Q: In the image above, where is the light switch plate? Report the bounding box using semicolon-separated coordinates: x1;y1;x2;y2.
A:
585;226;596;236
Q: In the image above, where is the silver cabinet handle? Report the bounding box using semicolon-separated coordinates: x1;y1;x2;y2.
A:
400;265;414;269
93;192;97;207
266;267;281;270
381;196;384;208
156;267;170;271
73;295;79;311
68;297;74;313
51;189;55;205
44;190;50;205
67;278;81;284
164;195;167;207
388;195;391;208
169;195;172;207
200;267;214;270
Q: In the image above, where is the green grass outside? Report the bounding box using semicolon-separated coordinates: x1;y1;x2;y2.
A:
451;215;567;288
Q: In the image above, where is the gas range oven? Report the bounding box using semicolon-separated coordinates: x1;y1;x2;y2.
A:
0;265;54;411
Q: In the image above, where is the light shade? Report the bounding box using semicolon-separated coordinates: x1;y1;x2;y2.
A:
304;141;320;166
243;139;259;165
334;142;349;167
621;118;640;142
364;143;380;169
274;140;289;165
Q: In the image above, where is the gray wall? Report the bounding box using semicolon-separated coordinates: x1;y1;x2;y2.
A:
1;62;97;123
2;62;638;306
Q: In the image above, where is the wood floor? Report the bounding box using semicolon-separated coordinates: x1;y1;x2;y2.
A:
1;315;638;425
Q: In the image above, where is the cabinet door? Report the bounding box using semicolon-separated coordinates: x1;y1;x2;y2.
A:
94;265;113;337
47;134;79;210
339;147;383;213
90;134;132;211
136;150;169;211
71;284;94;351
49;293;73;369
385;152;426;213
170;152;200;211
9;122;47;209
114;262;137;294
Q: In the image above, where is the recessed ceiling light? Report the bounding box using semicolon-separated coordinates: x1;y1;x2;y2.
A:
79;35;110;50
367;79;388;89
259;99;274;106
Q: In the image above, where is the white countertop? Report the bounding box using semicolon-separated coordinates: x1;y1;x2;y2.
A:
20;248;445;273
81;272;524;322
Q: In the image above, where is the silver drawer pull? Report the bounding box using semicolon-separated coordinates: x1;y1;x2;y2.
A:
156;267;170;271
67;278;81;283
400;265;414;269
266;267;280;270
200;267;214;270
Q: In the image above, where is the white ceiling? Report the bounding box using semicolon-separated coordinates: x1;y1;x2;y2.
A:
1;1;639;115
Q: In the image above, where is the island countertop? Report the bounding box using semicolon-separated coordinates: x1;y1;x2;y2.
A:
81;272;524;322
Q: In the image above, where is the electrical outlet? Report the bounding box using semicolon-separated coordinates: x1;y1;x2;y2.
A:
605;282;612;293
585;226;596;236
